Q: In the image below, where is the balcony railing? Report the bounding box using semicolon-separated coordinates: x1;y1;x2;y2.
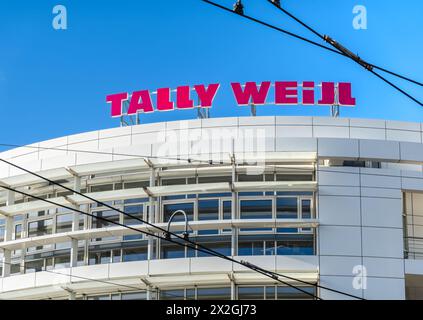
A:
404;236;423;259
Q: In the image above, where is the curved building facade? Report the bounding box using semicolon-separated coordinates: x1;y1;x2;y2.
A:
0;116;423;300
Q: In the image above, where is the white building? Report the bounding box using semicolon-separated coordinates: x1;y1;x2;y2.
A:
0;116;422;300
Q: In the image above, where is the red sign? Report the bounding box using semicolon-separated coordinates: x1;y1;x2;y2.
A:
106;81;356;117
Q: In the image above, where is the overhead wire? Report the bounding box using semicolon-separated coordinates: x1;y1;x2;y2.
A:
201;0;422;105
0;170;322;300
0;158;365;299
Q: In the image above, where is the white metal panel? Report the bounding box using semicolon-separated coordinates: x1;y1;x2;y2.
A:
239;116;275;126
68;188;148;204
362;227;403;258
275;138;317;152
0;196;70;216
319;256;362;276
349;127;386;140
349;118;385;129
364;277;405;300
319;275;363;300
359;140;400;161
387;130;421;143
318;196;361;226
275;126;313;138
362;257;404;278
319;226;362;256
386;120;420;131
69;159;149;176
276;116;313;126
318;138;359;159
313;126;350;139
313;117;349;127
361;197;402;228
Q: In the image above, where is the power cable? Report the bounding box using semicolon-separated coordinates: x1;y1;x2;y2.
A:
0;158;365;299
266;0;423;87
0;179;322;300
201;0;422;105
266;0;422;105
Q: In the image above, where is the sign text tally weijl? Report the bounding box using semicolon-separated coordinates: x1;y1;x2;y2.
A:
106;81;356;117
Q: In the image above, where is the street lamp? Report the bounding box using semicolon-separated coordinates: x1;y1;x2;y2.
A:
165;210;190;240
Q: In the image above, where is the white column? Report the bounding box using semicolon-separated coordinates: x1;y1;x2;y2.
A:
230;274;236;300
70;176;81;268
2;190;14;277
231;152;238;257
146;167;155;301
68;290;76;300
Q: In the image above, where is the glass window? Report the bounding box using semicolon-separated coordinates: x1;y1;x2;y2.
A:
238;238;265;256
277;191;313;196
277;198;298;219
186;289;195;300
88;295;110;300
240;200;272;219
0;225;4;242
198;200;219;235
199;193;231;198
27;211;46;218
301;199;312;232
124;181;149;189
277;286;316;300
28;219;53;237
55;241;71;250
238;174;263;182
161;242;185;259
56;214;73;233
238;286;265;300
89;250;111;265
11;263;21;274
197;287;231;300
196;241;231;257
163;203;194;223
123;205;143;226
277;198;298;233
90;184;114;192
301;199;312;219
266;286;276;300
121;292;147;300
54;255;70;269
238;192;263;197
276;234;314;255
160;289;185;300
265;174;275;181
264;241;275;255
223;201;232;220
222;201;232;233
112;249;121;263
162;178;186;186
91;210;120;229
25;259;44;273
122;247;148;262
276;174;313;181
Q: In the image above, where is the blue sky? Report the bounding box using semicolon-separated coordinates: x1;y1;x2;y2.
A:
0;0;422;148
